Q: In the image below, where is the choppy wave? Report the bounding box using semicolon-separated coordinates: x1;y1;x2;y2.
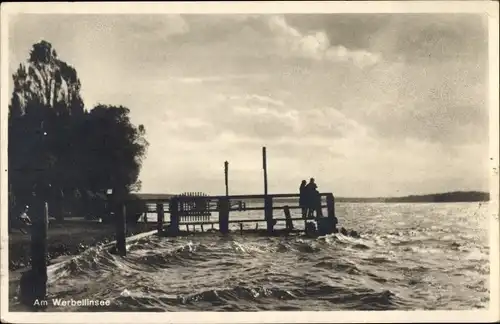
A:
10;202;490;311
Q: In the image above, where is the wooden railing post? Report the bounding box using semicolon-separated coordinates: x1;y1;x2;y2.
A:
115;203;126;256
265;196;274;233
326;193;337;233
284;205;294;231
219;197;229;234
21;199;49;309
316;195;324;218
156;203;164;234
169;198;180;235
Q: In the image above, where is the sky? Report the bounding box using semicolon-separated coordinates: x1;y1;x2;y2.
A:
8;13;490;197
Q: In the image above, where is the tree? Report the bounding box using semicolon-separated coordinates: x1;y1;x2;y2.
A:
9;40;85;221
8;41;149;224
78;105;148;222
79;105;148;193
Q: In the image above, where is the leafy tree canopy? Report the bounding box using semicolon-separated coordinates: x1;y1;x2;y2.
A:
8;41;149;223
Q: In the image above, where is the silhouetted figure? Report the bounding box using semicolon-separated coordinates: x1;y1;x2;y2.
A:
312;188;322;217
299;180;307;219
304;178;318;218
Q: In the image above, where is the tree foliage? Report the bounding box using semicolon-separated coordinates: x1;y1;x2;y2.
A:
8;40;149;224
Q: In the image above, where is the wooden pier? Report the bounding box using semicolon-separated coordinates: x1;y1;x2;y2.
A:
139;192;338;237
130;147;338;236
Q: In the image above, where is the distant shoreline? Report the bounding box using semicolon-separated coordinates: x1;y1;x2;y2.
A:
134;191;490;203
336;191;490;203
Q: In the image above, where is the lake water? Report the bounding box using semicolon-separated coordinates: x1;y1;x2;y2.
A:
9;202;490;311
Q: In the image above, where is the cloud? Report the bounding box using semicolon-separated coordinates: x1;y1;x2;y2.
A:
219;94;285;107
267;16;381;67
171;74;267;84
106;15;190;40
167;15;381;68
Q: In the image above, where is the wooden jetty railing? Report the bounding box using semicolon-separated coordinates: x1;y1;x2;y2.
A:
142;192;337;236
177;192;212;222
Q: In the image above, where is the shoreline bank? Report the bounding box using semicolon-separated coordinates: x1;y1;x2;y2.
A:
8;218;157;271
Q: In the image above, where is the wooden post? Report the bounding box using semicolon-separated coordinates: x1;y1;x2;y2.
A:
169;198;180;235
240;223;243;234
201;224;204;232
21;199;49;308
265;196;274;233
186;224;189;232
262;147;268;196
316;200;324;218
53;187;64;222
156;203;164;234
219;197;229;234
224;161;229;196
284;205;294;231
115;203;126;256
326;193;337;234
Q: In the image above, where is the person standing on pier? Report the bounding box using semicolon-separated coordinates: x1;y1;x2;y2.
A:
299;180;307;219
305;178;318;219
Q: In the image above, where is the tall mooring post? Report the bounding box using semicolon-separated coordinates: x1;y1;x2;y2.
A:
115;203;127;256
219;197;230;234
262;147;273;233
20;121;49;309
224;161;229;196
169;198;180;235
156;203;164;234
20;199;49;309
262;147;268;196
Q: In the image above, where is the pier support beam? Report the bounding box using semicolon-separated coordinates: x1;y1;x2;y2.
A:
219;197;229;234
156;203;164;234
115;203;127;256
169;198;180;235
265;196;274;233
284;205;294;231
20;199;48;309
326;193;338;234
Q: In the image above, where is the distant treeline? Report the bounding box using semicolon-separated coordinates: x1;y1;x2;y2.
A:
336;191;490;203
135;191;490;204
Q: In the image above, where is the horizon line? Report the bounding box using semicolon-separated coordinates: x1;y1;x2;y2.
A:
133;190;490;199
